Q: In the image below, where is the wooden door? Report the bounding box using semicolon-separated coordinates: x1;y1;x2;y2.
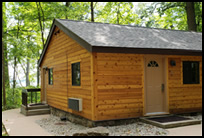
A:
145;56;166;115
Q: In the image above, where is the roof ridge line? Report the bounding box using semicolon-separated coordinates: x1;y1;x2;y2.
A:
56;18;202;34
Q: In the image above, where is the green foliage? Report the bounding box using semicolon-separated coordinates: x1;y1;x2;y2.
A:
194;2;202;32
2;87;23;110
2;86;40;111
136;2;202;32
95;2;139;25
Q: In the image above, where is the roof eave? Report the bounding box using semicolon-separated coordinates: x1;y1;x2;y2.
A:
92;46;202;56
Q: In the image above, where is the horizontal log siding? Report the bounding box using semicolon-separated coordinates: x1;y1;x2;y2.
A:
94;53;144;121
167;55;202;114
40;26;202;121
40;26;92;120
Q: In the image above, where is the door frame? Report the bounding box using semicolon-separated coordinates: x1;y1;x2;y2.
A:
143;55;169;116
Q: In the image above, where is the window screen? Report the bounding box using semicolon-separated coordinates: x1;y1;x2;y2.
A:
72;62;80;86
183;61;199;84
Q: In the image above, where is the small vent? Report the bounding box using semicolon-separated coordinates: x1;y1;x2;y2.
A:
68;98;82;111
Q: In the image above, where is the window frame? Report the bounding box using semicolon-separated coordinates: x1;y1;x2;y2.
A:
48;68;53;85
71;62;81;86
182;61;200;84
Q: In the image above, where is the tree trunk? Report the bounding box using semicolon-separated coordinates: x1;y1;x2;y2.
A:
91;2;94;22
37;51;40;87
37;66;40;87
36;2;45;87
2;9;6;106
39;2;45;45
65;2;70;19
36;2;45;48
13;56;17;96
26;58;30;86
26;36;30;87
117;2;121;24
15;66;23;87
2;42;6;107
3;3;9;89
4;43;9;89
13;16;20;102
186;2;197;31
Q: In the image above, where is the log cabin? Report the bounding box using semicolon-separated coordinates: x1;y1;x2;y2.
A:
38;19;202;123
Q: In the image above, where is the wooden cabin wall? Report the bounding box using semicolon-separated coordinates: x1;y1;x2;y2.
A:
93;53;144;121
92;54;202;121
40;26;202;122
40;26;93;120
167;55;202;114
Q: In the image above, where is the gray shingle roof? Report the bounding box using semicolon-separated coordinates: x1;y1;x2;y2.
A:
38;19;202;66
56;19;202;51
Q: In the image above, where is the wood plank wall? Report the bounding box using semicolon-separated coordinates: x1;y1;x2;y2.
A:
40;26;202;121
93;53;144;121
167;55;202;114
40;26;93;120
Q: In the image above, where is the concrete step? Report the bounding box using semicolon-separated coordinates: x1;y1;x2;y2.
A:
27;104;49;110
20;104;50;116
140;115;201;129
27;108;50;116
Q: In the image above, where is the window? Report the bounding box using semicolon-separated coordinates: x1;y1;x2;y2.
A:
183;61;199;84
48;68;53;85
72;62;80;86
147;60;159;67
